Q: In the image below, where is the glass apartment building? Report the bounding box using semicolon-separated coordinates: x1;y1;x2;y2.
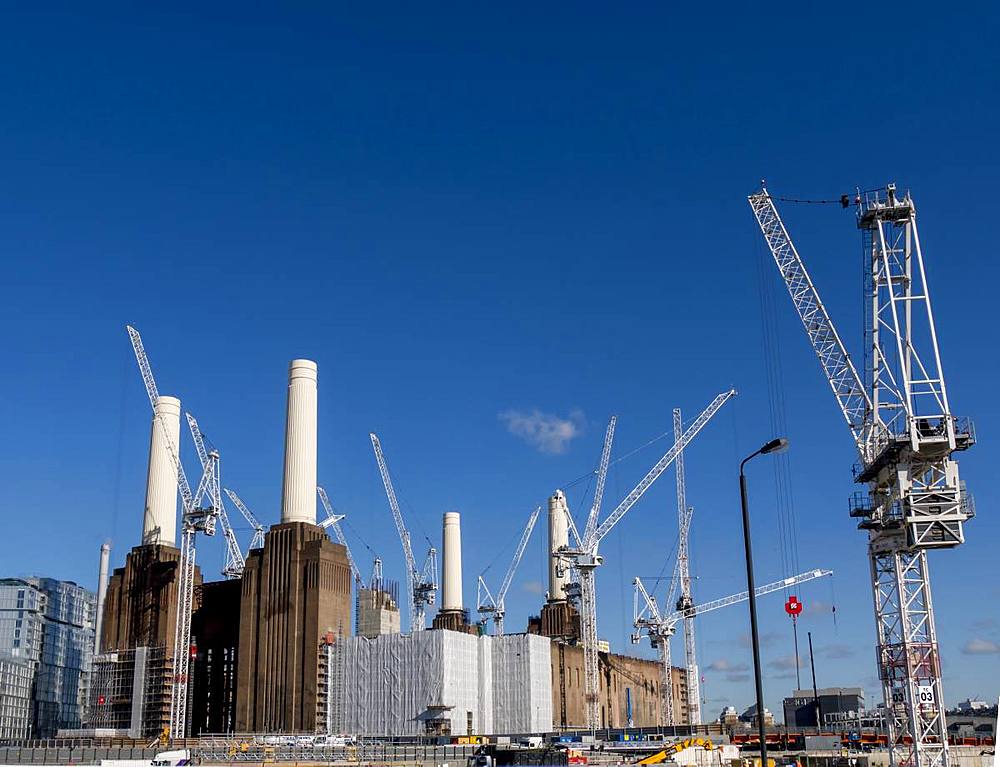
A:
0;578;96;738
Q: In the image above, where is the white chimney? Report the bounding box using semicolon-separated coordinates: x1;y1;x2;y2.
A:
143;395;181;546
281;359;318;524
441;511;463;611
548;489;569;601
94;542;110;654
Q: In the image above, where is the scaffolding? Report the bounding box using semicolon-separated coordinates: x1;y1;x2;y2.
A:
86;647;170;739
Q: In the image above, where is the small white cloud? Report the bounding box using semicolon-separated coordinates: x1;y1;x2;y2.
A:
706;658;749;673
961;638;1000;655
499;408;585;455
768;654;805;671
522;580;545;595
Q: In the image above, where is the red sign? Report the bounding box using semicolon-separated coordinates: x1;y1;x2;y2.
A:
785;595;803;616
98;696;106;706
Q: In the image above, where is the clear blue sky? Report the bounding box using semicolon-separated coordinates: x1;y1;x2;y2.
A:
1;4;997;719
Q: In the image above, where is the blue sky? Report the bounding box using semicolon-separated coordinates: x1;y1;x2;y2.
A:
1;4;997;719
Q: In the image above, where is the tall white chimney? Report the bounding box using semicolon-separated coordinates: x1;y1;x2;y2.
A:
281;359;318;525
441;511;463;611
143;395;181;546
94;542;110;654
548;489;569;601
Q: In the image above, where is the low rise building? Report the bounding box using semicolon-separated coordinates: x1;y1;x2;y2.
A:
783;687;865;728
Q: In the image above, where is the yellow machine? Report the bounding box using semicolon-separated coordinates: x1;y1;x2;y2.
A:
637;737;715;764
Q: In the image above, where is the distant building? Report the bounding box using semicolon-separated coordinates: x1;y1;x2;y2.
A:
955;698;990;714
0;577;96;738
739;703;775;727
719;706;740;727
783;687;864;728
357;586;400;639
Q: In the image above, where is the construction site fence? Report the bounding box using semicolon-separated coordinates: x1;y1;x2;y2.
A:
0;745;160;765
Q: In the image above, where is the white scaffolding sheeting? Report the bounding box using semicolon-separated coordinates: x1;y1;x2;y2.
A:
491;634;552;735
332;631;552;736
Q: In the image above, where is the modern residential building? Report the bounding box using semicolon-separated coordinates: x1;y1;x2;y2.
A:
0;657;33;740
0;578;96;738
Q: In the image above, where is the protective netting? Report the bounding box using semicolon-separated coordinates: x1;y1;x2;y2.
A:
333;632;552;735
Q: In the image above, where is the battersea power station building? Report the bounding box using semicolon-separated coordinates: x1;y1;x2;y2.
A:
84;356;685;739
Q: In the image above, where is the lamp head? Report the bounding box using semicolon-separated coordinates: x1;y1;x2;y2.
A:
760;437;790;455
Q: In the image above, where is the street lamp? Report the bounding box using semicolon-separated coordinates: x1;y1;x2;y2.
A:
740;437;789;767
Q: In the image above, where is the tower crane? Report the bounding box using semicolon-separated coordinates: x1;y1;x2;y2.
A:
749;185;974;767
317;486;363;584
369;433;439;632
185;413;245;579
222;488;266;552
672;408;702;725
558;389;736;730
476;505;542;635
126;325;215;740
633;568;833;725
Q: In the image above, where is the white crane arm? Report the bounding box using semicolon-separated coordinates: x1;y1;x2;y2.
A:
666;568;833;624
317;486;362;583
633;577;664;625
583;417;616;545
495;506;541;606
126;325;195;511
369;433;418;576
223;488;263;530
748;190;871;459
590;390;736;546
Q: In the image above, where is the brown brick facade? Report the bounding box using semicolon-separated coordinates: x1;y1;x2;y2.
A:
235;522;352;733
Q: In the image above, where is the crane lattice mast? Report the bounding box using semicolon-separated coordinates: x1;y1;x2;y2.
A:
673;407;701;725
476;505;541;635
369;433;438;632
559;389;736;730
749;185;975;767
126;325;215;741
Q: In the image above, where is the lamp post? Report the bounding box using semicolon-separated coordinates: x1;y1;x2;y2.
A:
740;437;789;767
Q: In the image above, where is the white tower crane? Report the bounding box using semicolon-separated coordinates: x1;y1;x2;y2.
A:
476;505;542;635
633;568;833;725
749;185;974;767
222;488;266;552
185;413;245;579
672;407;702;725
317;486;363;584
558;390;736;730
369;433;439;632
125;325;215;741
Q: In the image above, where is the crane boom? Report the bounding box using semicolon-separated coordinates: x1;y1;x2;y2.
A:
223;488;266;551
583;417;616;545
477;506;541;635
747;191;872;461
317;486;363;583
369;433;437;631
634;568;832;725
665;568;832;624
590;389;736;546
185;413;245;579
